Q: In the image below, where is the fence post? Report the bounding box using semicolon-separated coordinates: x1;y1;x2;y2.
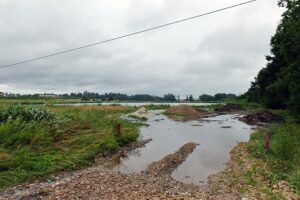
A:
115;123;121;137
264;128;270;151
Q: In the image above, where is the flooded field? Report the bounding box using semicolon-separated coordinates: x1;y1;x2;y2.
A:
113;111;254;185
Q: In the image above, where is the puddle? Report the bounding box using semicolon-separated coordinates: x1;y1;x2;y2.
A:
113;111;254;185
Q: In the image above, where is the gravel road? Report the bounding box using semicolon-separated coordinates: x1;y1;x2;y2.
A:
1;142;298;200
1;143;204;200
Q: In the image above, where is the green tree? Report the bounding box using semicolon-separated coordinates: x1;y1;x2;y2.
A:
163;93;176;102
246;0;300;118
199;94;214;101
188;95;194;101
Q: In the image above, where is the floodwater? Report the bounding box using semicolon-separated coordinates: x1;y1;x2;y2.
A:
113;111;254;185
56;102;217;107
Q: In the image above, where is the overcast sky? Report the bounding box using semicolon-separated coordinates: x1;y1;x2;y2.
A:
0;0;284;96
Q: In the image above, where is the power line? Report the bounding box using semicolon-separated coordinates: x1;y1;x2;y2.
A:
0;0;256;69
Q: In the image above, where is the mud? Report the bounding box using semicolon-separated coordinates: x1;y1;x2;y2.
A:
164;105;211;121
239;109;284;125
214;104;243;112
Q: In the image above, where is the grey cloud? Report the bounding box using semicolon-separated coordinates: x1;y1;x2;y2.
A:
0;0;284;96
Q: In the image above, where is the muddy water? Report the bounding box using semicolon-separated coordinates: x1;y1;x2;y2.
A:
113;111;254;185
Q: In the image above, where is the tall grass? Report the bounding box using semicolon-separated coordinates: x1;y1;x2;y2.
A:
248;123;300;193
0;120;53;147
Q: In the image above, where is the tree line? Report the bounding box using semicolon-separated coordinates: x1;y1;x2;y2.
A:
244;0;300;119
0;92;176;102
199;93;237;102
0;91;237;102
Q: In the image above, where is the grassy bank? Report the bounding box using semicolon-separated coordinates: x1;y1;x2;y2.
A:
247;113;300;194
191;99;262;111
223;98;262;109
0;105;141;191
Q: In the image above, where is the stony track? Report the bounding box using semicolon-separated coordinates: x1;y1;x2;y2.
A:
1;142;298;200
1;143;204;200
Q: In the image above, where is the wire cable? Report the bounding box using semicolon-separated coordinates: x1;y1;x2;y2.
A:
0;0;256;69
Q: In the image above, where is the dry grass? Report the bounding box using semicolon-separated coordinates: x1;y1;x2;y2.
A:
0;151;11;159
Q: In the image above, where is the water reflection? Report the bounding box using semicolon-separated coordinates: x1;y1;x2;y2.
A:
113;111;254;185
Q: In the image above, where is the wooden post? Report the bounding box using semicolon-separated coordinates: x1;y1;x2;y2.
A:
264;128;270;151
115;123;121;137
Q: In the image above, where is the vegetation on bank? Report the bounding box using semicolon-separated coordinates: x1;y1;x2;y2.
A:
0;105;142;191
191;98;262;111
247;112;300;194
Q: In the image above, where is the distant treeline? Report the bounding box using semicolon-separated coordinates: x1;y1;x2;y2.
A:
199;93;237;102
0;91;237;102
0;92;178;102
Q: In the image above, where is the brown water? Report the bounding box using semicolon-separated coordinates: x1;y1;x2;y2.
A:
113;111;254;185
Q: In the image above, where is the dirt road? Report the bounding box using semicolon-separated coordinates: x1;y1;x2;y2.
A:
1;142;298;200
1;143;204;200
